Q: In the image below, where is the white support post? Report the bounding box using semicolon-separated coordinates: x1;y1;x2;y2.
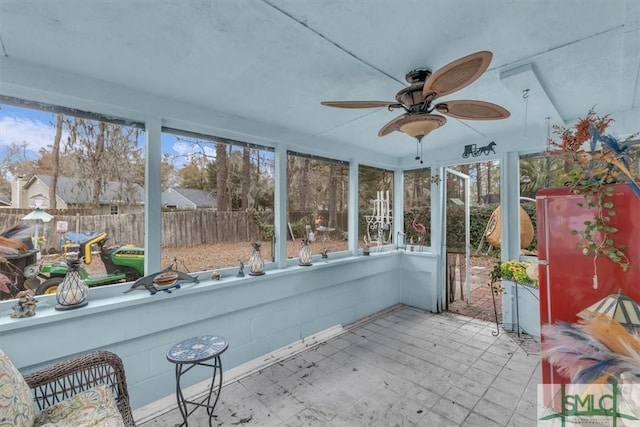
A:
500;151;522;331
274;145;288;268
144;117;162;274
500;151;521;261
393;168;404;248
348;160;359;255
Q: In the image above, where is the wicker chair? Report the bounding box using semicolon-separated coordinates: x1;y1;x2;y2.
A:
23;350;135;426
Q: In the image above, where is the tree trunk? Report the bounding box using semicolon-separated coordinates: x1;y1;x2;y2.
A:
486;161;492;204
475;163;482;204
328;163;338;229
241;147;250;209
300;158;310;211
49;114;63;209
411;173;421;207
216;142;229;211
92;122;107;206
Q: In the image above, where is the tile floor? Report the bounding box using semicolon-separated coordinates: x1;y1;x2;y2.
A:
139;305;541;426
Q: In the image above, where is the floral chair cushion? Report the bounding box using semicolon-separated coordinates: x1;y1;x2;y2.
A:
0;348;36;427
34;384;125;427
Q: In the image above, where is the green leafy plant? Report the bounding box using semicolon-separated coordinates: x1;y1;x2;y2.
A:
549;108;635;273
571;183;629;272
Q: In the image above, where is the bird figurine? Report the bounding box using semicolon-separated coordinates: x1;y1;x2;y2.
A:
320;248;329;259
412;215;427;245
588;127;640;198
237;259;245;277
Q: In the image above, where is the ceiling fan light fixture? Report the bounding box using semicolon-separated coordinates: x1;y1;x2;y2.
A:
397;114;446;138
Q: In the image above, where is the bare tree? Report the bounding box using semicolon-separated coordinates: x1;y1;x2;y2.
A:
63;117;142;207
241;147;250;209
48;114;64;209
475;163;482;204
299;158;310;211
328;163;338;229
215;142;229;211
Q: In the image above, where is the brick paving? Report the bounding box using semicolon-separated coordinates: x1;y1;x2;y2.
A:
449;284;541;356
449;283;502;324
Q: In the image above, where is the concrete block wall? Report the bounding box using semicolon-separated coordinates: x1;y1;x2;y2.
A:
0;251;439;409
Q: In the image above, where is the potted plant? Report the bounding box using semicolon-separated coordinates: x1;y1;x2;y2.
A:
499;260;539;289
497;259;540;337
548;108;640;273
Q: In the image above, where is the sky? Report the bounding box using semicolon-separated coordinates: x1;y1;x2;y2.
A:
0;104;215;170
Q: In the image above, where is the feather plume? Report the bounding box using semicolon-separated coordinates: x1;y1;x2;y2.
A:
542;315;640;384
0;236;28;255
589;126;640;198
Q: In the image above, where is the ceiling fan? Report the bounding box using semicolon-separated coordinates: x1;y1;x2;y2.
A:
321;50;510;155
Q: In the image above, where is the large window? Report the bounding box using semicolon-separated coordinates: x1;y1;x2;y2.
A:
286;152;349;260
358;165;393;249
518;143;640;255
403;168;431;247
161;129;275;271
0;97;146;299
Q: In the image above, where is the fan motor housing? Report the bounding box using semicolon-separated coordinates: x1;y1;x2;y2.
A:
405;68;432;83
396;83;429;110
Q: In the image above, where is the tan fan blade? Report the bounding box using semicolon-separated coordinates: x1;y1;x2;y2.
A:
378;114;411;136
435;100;510;120
422;51;493;98
321;101;401;109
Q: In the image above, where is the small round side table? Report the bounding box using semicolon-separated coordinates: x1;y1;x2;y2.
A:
166;335;229;427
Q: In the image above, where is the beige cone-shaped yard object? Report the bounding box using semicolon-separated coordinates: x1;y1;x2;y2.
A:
484;206;534;249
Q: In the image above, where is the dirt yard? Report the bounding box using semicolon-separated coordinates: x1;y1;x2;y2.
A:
45;241;496;287
49;240;350;276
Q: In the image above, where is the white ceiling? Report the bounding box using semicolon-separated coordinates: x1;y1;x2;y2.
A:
0;0;639;161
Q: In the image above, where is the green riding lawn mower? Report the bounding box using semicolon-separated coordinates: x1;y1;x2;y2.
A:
26;232;145;295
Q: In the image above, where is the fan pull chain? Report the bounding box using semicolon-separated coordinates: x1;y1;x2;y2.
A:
522;89;530;136
414;137;424;164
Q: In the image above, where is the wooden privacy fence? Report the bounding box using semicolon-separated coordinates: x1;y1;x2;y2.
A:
0;210;272;251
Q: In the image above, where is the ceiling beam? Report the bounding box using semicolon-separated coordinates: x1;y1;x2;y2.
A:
499;63;564;127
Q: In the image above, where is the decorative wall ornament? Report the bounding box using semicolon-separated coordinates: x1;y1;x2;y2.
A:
462;141;496;158
364;190;393;245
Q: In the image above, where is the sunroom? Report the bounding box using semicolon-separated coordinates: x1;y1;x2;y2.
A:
1;1;639;426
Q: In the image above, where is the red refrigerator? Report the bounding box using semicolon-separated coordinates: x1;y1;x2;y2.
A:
537;184;640;390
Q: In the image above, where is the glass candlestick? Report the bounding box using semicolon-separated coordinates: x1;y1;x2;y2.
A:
299;238;312;266
248;242;265;276
55;258;89;310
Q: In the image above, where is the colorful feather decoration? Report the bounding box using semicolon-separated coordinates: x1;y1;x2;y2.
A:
542;314;640;384
589;126;640;198
0;235;28;255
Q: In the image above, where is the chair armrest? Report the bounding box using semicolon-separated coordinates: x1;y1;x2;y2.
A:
23;350;135;426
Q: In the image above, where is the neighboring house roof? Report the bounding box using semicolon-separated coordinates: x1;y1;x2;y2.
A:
162;187;217;209
0;193;10;206
27;175;144;205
